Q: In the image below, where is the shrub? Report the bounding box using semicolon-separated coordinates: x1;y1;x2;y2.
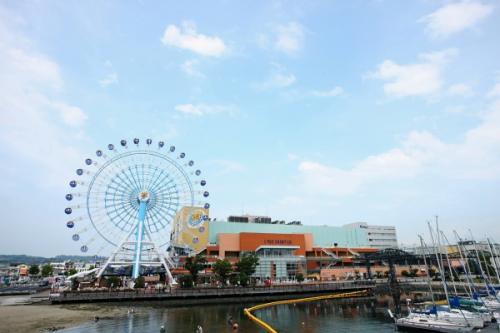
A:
178;274;193;288
134;276;145;289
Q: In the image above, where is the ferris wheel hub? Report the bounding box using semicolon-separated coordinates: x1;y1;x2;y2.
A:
138;190;150;202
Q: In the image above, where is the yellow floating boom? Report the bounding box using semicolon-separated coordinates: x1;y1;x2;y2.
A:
243;289;369;333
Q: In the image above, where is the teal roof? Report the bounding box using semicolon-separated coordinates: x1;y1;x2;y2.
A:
208;221;367;248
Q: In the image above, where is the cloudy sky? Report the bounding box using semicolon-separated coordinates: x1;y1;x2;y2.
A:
1;1;499;256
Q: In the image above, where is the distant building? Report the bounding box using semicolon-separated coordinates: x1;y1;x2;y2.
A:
209;219;368;248
171;210;398;281
343;222;398;249
227;215;272;224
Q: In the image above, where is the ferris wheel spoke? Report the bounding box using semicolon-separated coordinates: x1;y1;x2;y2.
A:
146;207;168;225
106;202;136;228
148;170;173;193
133;164;145;190
143;165;160;193
118;166;136;191
152;204;176;221
154;195;178;208
124;165;142;191
147;207;170;226
145;213;160;234
112;172;138;194
155;186;180;198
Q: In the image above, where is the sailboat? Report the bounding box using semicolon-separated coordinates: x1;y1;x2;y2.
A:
389;219;487;332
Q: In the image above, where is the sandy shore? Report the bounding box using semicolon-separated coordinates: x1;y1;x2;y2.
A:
0;303;127;333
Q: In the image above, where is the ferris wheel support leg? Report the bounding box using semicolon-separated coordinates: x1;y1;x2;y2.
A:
143;227;174;285
97;223;138;278
132;201;147;279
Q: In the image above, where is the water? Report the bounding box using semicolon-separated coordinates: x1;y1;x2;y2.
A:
60;300;395;333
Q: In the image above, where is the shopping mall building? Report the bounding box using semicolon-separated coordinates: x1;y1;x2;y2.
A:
171;208;398;281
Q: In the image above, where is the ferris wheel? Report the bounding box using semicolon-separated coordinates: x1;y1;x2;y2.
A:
64;138;209;281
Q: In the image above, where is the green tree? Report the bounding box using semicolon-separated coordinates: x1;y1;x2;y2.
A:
401;270;409;277
67;268;78;276
296;273;304;283
178;274;194;288
239;272;249;287
134;276;145;289
29;265;40;276
184;254;206;285
71;278;80;291
213;259;232;285
235;253;259;277
41;264;53;277
229;273;239;286
106;276;121;288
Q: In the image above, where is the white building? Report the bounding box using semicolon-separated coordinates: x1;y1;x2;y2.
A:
343;222;398;249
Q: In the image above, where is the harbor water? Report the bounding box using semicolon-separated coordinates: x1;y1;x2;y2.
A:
59;300;395;333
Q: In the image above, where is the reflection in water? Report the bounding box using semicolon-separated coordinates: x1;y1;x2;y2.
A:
60;300;393;333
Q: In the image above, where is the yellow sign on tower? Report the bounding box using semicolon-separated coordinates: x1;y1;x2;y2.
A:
171;206;209;253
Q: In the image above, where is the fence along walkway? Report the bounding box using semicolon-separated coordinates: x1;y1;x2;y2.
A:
243;290;370;333
49;280;375;303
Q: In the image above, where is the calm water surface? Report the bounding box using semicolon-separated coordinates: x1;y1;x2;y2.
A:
61;301;395;333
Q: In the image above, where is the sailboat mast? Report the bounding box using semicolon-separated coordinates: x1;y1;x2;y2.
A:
419;235;435;306
440;230;458;295
487;238;500;283
454;230;476;296
428;218;450;308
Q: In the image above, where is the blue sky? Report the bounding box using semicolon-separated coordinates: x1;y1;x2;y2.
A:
1;1;500;256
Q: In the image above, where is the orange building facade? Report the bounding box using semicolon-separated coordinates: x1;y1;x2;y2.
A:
201;231;380;281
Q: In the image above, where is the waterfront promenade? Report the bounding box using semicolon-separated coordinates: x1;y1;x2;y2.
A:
50;280;376;304
49;278;490;304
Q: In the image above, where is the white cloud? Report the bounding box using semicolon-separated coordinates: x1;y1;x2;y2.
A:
99;72;118;87
256;65;296;90
268;73;296;87
447;83;474;97
0;15;86;187
296;99;500;197
275;22;305;55
161;21;227;57
181;59;205;78
369;49;457;97
488;83;500;98
174;103;237;117
208;159;246;175
52;102;87;126
256;33;270;49
421;1;493;38
445;105;466;114
310;86;344;97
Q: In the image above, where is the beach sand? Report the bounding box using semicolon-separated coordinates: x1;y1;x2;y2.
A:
0;303;125;333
